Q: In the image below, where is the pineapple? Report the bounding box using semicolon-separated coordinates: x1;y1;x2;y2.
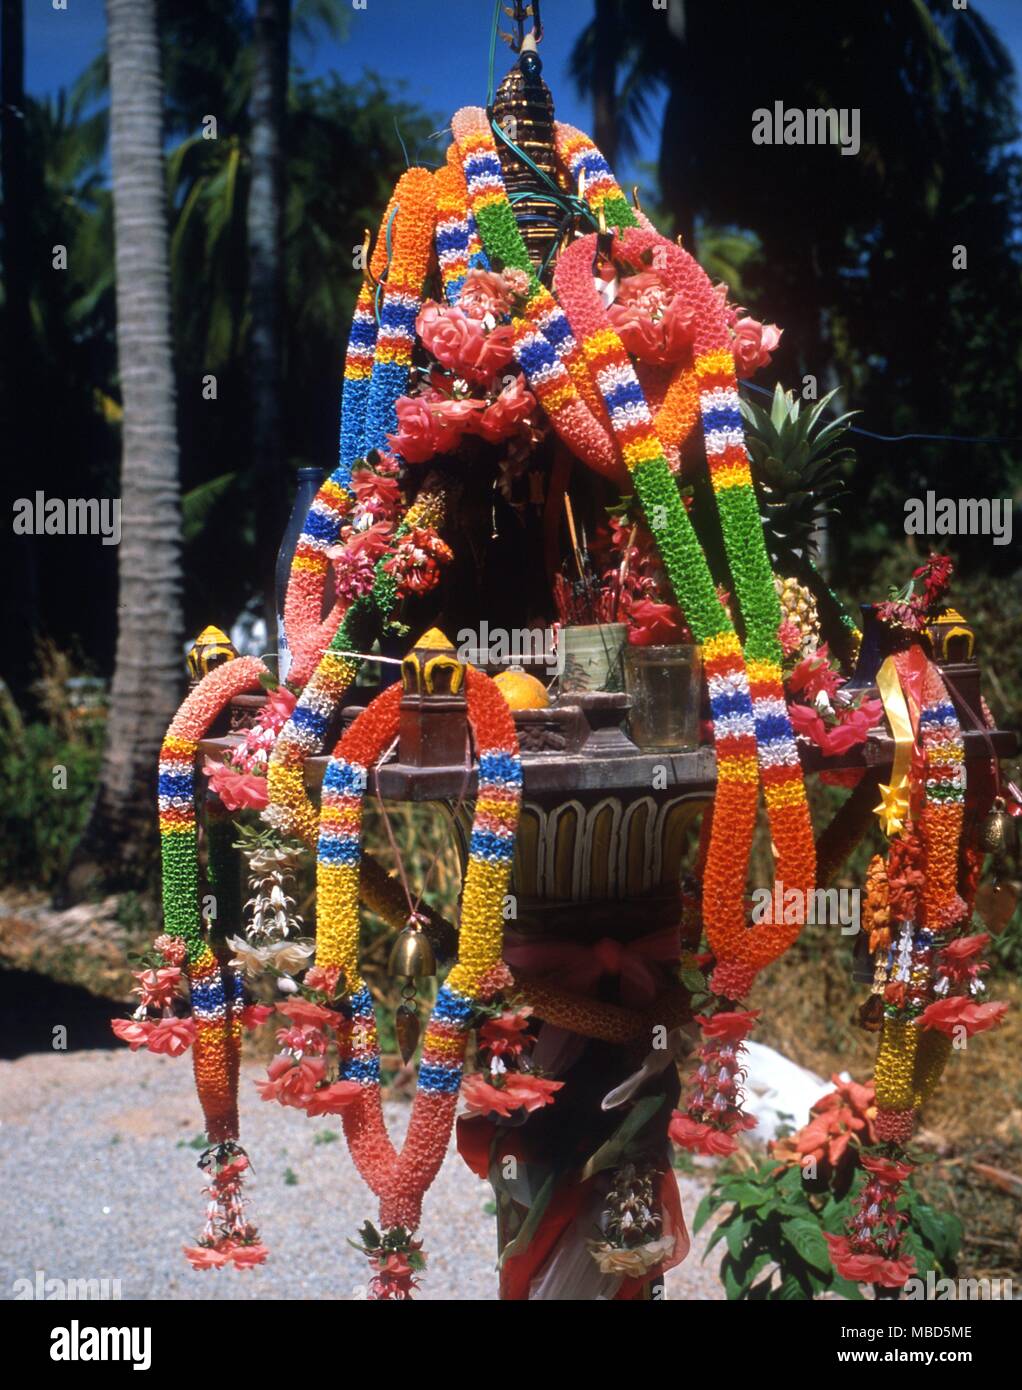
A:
742;383;860;667
741;382;855;567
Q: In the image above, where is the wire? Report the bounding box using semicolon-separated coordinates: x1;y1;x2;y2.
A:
393;116;410;170
373;202;400;327
739;379;1022;446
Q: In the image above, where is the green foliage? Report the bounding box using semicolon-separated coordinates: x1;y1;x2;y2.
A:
697;1157;962;1301
741;383;857;565
0;710;103;891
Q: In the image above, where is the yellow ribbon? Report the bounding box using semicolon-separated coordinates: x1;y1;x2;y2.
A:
874;656;914;837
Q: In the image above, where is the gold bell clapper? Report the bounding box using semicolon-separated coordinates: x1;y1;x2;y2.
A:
389;914;436;1064
979;796;1014;857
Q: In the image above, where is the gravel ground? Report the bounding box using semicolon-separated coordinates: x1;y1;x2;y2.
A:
0;1049;725;1301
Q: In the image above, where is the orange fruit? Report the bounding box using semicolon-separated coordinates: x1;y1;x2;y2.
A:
493;668;550;711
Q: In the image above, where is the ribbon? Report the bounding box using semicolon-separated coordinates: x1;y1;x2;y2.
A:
502;926;681;1009
874;655;916;837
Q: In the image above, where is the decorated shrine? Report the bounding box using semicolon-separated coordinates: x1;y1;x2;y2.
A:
116;4;1019;1300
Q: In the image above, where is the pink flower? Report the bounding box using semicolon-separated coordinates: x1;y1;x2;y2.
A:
276;998;344;1029
262;686;297;731
304;965;342;997
479;1008;532;1058
182;1244;232;1270
458;268;514;321
240;1003;274;1030
350;468;402;517
623;595;687;646
154;934;187;966
111;1017;154;1051
608;270;696;365
275;1024;328;1055
825;1234;915;1288
416;303;515;385
132;966;182;1010
501;268;530;298
732;317;782;376
203;759;268;811
475;373;535;443
228;1242;269;1270
778;618;803;658
919;997;1008;1037
787;644;842;701
388;391;481;464
695;1009;759;1043
460;1071;562;1119
940;933;990;966
304;1080;362;1116
345;519;394;561
502;1072;563;1113
668;1112;739;1157
146;1017;195;1057
254;1053;326;1108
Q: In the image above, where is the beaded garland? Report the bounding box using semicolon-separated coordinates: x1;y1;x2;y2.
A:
450;107;625;485
870;659;967;1142
315;664;521;1230
283;189;405;685
157;656;268;1141
562;220;815;998
266;485;448;847
361;168;437;458
455;107;814;998
434;147;490;305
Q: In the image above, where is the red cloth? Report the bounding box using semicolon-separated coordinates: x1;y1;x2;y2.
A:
502;926;681;1007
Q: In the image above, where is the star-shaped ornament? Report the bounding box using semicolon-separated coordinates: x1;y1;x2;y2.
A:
874;777;910;838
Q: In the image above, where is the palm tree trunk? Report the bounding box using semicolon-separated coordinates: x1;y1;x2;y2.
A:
65;0;184;897
248;0;290;647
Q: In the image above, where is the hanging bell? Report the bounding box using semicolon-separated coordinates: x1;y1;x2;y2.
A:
395;989;421;1066
857;993;885;1032
978;797;1013;858
387;917;436;980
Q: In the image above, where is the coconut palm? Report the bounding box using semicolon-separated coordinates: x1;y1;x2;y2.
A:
68;0;184;893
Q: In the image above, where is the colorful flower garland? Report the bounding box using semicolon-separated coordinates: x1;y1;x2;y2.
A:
564;220;815;997
284;170;438;684
434;146;490;305
266;484;448;846
282;189;401;685
158;656;269;1143
457;108;815;999
450;108;625;485
316;663;521;1232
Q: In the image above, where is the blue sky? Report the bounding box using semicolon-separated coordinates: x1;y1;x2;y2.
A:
24;0;1022;181
25;0;654;183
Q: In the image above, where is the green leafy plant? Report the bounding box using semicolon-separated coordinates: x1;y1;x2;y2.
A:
695;1155;962;1301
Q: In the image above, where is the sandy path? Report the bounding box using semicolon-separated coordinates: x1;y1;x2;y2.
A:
0;1048;724;1301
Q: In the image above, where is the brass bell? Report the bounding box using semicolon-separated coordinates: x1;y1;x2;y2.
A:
388;917;436;980
979;797;1014;857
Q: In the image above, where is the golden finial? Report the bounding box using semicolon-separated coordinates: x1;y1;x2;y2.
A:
187;625;238;685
